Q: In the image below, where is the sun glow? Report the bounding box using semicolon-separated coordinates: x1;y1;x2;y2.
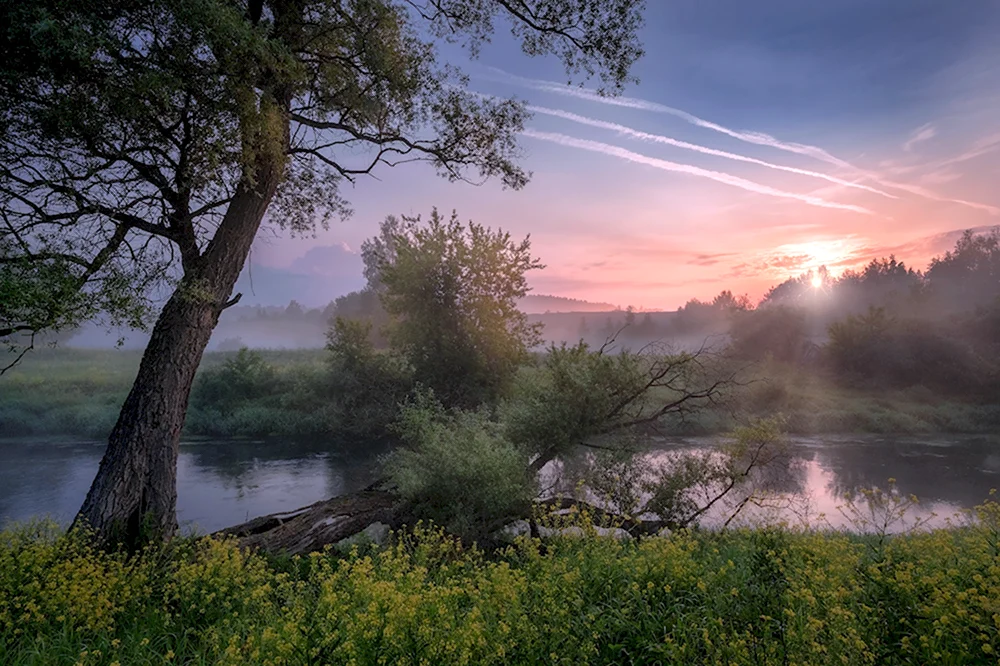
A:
754;237;870;280
811;275;823;288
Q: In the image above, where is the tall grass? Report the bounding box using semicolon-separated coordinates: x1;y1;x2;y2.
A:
3;497;1000;665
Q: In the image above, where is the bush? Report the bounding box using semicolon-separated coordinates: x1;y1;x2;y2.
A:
384;396;536;543
502;342;649;460
325;317;413;440
826;307;991;393
190;348;278;418
729;306;809;362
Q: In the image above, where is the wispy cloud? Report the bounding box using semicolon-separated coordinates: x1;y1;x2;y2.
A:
523;130;873;214
530;105;897;199
876;179;999;215
491;69;999;215
903;123;936;152
489;68;855;168
896;132;1000;173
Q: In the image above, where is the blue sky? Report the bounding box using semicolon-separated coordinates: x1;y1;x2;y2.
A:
241;0;1000;309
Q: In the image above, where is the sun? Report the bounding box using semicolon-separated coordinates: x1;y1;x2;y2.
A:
811;275;823;288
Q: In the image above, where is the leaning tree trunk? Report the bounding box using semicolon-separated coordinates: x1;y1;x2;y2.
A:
74;168;283;548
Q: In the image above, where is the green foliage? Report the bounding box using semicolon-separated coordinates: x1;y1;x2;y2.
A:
384;396;536;543
191;348;278;418
927;227;1000;310
643;418;788;528
826;307;991;393
502;341;646;459
729;305;809;362
1;0;646;357
3;349;997;440
371;209;544;408
326;288;391;348
9;503;1000;665
324;317;413;440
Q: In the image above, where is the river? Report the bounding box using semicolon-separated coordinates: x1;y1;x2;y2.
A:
1;434;998;533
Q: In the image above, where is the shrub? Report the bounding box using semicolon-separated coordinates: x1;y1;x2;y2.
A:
190;348;278;418
325;317;413;440
384;397;536;543
8;503;1000;665
826;307;991;393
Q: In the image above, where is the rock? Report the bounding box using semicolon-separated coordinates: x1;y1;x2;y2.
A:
336;521;391;549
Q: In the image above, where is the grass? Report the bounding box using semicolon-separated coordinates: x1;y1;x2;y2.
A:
1;349;997;441
0;348;329;440
665;359;1000;436
3;497;1000;665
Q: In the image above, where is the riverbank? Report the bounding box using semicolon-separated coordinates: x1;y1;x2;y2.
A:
4;507;1000;665
2;349;997;440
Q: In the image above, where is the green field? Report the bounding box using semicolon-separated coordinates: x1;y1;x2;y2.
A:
2;348;996;441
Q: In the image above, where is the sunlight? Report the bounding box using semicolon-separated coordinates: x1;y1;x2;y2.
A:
811;275;823;288
764;238;868;279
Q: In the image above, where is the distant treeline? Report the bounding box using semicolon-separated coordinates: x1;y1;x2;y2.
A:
212;228;999;394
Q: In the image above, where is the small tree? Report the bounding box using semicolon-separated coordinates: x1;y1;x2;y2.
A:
368;209;544;408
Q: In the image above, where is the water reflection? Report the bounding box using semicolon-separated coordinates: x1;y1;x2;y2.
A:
1;434;997;533
545;434;1000;531
0;438;380;533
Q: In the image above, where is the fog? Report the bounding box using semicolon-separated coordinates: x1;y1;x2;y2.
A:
52;228;1000;389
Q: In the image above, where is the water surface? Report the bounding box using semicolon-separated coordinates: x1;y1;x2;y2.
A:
1;434;998;533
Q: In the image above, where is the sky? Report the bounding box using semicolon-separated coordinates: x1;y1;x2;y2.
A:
239;0;1000;310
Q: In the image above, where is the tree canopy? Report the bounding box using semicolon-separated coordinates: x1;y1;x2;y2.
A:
1;0;646;360
363;208;544;408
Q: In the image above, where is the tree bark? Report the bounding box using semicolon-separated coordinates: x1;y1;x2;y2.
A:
74;166;283;547
216;490;406;556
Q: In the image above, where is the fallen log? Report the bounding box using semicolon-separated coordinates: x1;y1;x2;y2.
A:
216;489;677;556
215;490;408;556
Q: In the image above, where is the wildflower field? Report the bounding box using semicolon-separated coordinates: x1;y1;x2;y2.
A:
3;501;1000;666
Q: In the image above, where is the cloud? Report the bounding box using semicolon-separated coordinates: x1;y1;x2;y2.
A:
490;69;856;168
902;132;1000;174
289;243;362;278
522;130;874;214
875;179;999;215
903;123;937;152
863;225;1000;265
687;252;739;266
234;244;366;306
492;69;999;215
530;106;897;199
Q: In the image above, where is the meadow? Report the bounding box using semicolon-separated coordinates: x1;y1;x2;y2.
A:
1;348;996;442
3;498;1000;666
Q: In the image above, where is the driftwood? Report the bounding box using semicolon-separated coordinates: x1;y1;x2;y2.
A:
215;490;407;556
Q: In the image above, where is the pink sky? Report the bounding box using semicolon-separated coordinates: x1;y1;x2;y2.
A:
244;4;1000;311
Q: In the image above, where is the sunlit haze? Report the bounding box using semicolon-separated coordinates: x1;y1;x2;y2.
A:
241;1;1000;310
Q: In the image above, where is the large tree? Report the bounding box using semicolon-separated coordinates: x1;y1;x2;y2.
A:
0;0;646;545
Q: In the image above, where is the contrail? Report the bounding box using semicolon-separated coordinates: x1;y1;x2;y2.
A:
487;69;999;215
524;130;873;214
877;180;999;216
487;68;855;168
530;106;897;199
